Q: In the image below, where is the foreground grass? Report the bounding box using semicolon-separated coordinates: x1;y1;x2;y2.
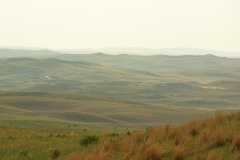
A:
0;127;101;160
59;111;240;160
1;111;240;160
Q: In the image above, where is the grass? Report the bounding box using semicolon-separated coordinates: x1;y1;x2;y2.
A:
1;111;240;160
0;126;91;160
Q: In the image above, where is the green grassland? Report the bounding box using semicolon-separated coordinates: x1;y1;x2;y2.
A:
0;125;93;160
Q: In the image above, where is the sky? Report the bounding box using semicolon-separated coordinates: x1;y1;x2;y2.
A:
0;0;240;52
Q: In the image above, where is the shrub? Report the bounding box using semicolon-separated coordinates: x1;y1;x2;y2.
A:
109;132;118;137
19;149;28;156
8;135;15;140
80;135;99;146
52;148;61;159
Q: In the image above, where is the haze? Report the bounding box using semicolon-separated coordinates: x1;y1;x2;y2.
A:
0;0;240;54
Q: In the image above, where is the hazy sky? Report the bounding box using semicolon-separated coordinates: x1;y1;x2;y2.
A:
0;0;240;52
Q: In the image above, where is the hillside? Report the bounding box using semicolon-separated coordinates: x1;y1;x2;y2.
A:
0;91;211;130
0;57;160;83
1;111;240;160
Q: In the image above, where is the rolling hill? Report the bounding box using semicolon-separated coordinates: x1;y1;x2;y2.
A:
49;53;240;71
0;91;212;130
1;57;240;110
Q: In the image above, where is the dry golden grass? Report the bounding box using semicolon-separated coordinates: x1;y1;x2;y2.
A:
232;134;240;152
211;110;226;125
64;152;86;160
128;142;164;160
165;123;170;135
206;150;222;160
173;146;185;160
198;129;210;143
185;119;198;137
237;112;240;121
147;124;163;142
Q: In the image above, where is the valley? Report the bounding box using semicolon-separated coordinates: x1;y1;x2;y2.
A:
0;49;239;131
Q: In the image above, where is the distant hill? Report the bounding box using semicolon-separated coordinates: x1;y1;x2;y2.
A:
49;53;240;71
57;47;240;57
0;49;61;57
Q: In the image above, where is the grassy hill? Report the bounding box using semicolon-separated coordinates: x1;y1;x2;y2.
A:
1;111;240;160
0;91;212;131
0;57;160;84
